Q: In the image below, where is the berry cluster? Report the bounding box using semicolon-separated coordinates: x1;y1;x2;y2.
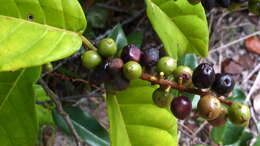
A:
171;63;250;127
81;38;250;127
81;38;177;91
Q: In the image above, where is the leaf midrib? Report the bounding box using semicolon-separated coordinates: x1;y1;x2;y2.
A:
0;15;81;36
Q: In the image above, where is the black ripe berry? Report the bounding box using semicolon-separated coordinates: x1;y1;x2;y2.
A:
216;0;231;8
192;63;215;89
121;44;142;62
141;48;160;68
171;96;192;120
212;73;235;95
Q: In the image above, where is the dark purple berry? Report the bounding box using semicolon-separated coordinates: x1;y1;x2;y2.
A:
171;96;192;120
108;74;130;91
89;61;111;85
141;48;160;67
121;44;142;62
192;63;215;89
212;73;235;95
216;0;231;8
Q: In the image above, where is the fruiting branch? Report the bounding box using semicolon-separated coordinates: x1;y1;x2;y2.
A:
140;73;233;106
81;35;98;51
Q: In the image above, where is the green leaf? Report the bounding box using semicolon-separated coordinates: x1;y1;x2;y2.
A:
53;107;109;146
127;32;144;48
254;136;260;146
108;24;128;50
34;85;54;126
107;80;178;146
0;0;87;71
225;131;253;146
227;87;246;103
211;121;245;145
146;0;208;59
178;54;198;70
0;67;41;146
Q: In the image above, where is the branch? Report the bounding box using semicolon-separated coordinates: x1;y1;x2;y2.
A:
141;73;207;96
81;35;98;51
39;79;84;146
140;73;233;106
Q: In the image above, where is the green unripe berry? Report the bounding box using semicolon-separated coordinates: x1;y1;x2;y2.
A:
152;88;173;107
174;66;193;86
123;61;142;80
81;50;102;69
45;63;53;72
98;38;117;57
228;102;250;126
157;56;177;75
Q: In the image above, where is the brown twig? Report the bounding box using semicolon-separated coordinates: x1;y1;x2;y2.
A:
47;72;100;89
39;79;84;146
140;73;234;106
141;73;207;96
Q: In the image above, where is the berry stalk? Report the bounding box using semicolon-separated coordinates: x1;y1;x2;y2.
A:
140;73;233;106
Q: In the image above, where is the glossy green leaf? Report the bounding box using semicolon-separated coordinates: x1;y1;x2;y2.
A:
53;107;109;146
178;54;198;70
34;85;54;126
226;131;253;146
0;0;87;71
107;80;178;146
127;32;144;48
227;87;246;103
0;67;41;146
211;121;245;145
146;0;208;59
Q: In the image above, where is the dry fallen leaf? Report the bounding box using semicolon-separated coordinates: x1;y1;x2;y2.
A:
221;59;243;75
237;55;255;70
244;37;260;55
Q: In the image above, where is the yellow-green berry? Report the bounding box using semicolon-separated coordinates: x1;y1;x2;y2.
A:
81;50;102;69
98;38;117;57
157;56;177;75
123;61;142;80
228;102;250;126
